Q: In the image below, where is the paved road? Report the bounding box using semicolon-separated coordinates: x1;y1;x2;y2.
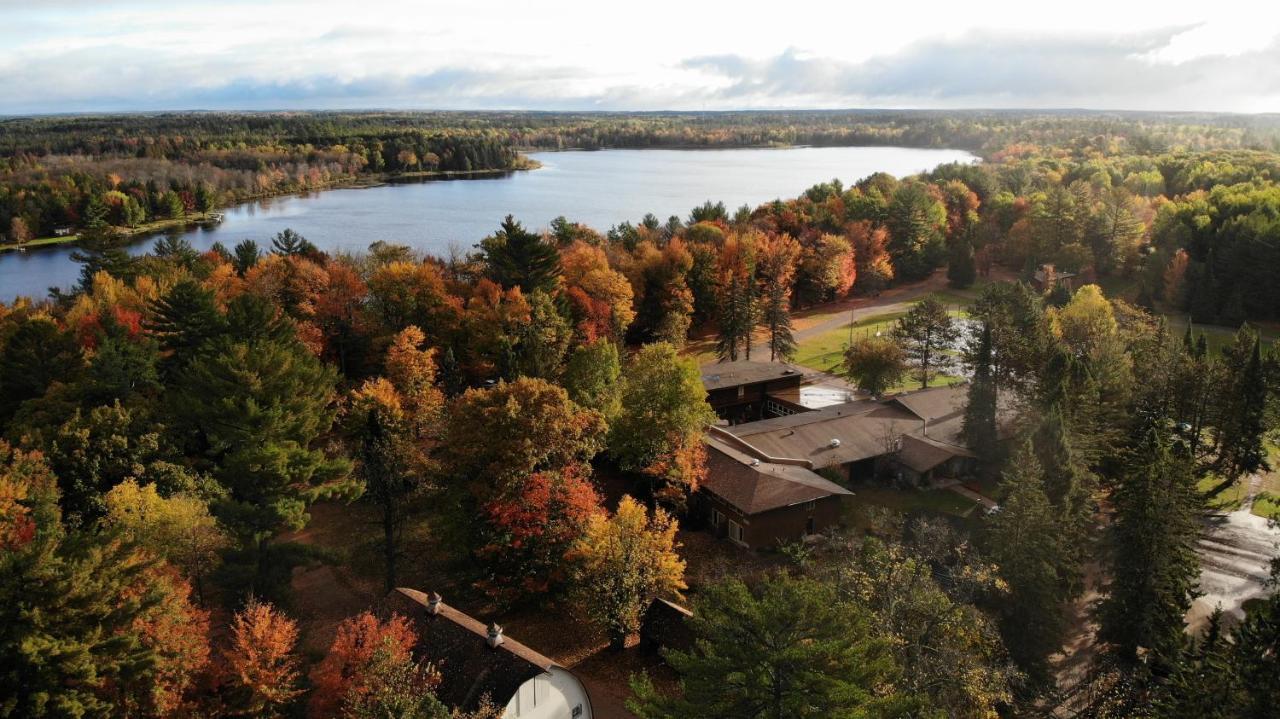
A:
1189;473;1280;631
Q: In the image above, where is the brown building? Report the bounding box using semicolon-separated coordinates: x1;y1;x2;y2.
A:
700;433;852;549
700;360;806;424
1031;263;1077;293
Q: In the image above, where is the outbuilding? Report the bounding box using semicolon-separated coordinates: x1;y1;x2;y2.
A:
386;588;593;719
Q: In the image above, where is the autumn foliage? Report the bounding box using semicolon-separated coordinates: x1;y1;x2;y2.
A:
309;611;420;718
221;598;303;717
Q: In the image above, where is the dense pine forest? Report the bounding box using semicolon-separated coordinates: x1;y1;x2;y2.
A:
2;110;1280;718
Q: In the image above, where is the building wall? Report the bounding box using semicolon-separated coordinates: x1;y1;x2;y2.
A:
503;667;592;719
705;492;845;550
706;375;803;423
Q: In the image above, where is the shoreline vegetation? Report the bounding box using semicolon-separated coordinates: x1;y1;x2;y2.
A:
0;156;544;253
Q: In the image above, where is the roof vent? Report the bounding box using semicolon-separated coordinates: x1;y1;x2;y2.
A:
829;438;841;448
427;592;443;616
487;622;505;649
750;458;761;467
781;368;796;375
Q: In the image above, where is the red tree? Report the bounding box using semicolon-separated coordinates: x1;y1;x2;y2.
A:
475;464;603;602
309;611;419;718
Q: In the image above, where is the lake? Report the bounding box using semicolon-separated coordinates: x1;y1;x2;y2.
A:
0;146;976;301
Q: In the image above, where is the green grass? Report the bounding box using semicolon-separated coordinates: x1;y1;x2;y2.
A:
793;310;909;372
852;485;983;518
1198;474;1247;513
792;296;971;394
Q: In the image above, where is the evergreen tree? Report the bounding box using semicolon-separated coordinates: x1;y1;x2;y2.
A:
714;235;756;362
167;332;356;588
1215;330;1269;479
145;280;225;378
963;323;998;458
233;239;261;275
70;197;135;291
152;233;199;268
1032;405;1094;598
0;316;83;423
480;215;561;294
947;234;977;289
1154;609;1239;719
270;228;316;257
892;296;959;388
759;277;797;362
628;572;909;719
983;441;1067;687
1231;591;1280;719
1100;429;1201;666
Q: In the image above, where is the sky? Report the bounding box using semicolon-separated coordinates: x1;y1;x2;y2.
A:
2;0;1280;115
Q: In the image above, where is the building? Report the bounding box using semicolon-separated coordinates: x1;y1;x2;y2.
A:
719;384;980;485
385;588;593;719
1031;263;1076;293
700;359;806;424
638;598;694;657
695;362;1003;549
699;432;852;549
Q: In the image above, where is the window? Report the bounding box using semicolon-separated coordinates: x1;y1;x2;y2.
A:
806;517;816;535
728;520;745;546
737;385;745;399
710;508;723;528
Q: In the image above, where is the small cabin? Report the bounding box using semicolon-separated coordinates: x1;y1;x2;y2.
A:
385;588;593;719
52;227;74;237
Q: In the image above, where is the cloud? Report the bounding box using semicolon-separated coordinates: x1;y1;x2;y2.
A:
679;29;1280;111
2;21;1278;114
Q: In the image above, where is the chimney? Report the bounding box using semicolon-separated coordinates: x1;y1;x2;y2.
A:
427;592;443;616
487;622;505;649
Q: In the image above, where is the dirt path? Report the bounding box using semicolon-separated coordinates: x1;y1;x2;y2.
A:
791;273;951;341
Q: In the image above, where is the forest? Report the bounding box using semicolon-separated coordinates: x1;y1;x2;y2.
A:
2;110;1280;718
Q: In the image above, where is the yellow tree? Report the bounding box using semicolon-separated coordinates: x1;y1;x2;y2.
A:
103;480;228;604
571;495;686;649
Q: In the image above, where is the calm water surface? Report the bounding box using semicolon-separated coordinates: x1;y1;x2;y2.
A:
0;146;975;301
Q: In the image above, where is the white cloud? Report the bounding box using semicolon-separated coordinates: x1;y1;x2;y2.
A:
1;0;1278;113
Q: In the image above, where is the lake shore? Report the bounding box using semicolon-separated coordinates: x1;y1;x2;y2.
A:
0;158;544;254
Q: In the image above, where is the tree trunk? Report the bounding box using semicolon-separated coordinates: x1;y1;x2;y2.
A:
383;504;397;593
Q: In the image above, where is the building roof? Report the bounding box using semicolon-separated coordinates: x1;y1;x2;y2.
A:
891;385;968;424
384;588;558;711
897;433;975;473
702;435;852;514
700;359;804;391
720;386;980;471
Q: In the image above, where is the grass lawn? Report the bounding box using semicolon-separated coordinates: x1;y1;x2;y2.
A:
793;310;909;372
793;298;971;394
1198;474;1248;513
851;484;984;519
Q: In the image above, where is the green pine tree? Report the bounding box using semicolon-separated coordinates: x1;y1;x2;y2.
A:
1100;428;1201;667
167;331;356;589
628;573;911;719
481;215;562;294
984;441;1067;687
963;323;998;459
